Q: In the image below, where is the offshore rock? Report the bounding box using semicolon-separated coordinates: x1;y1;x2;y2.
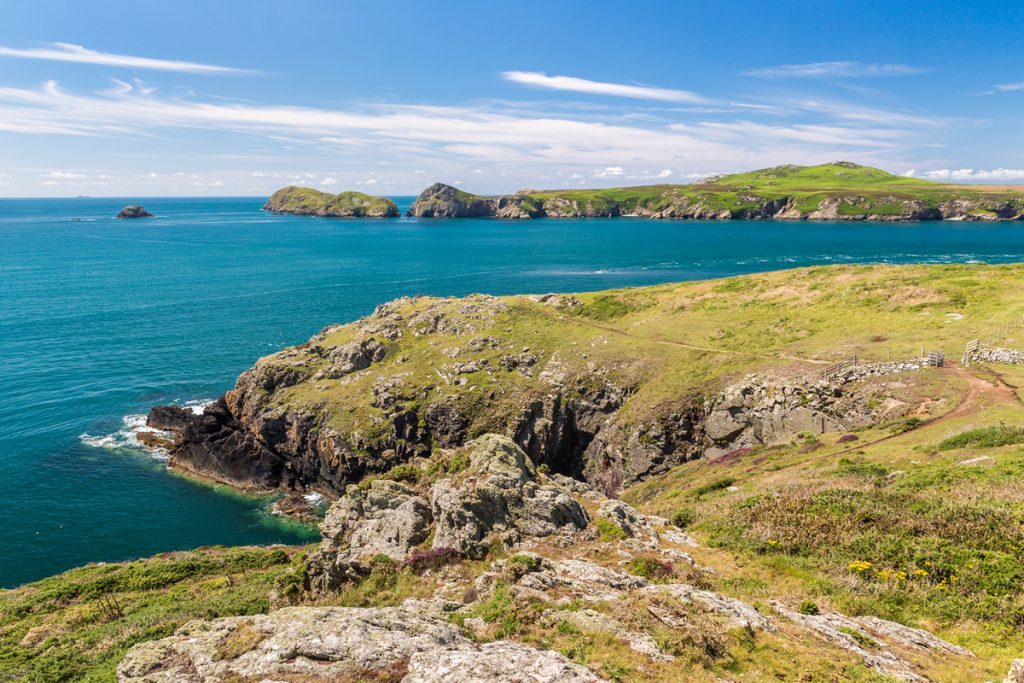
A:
116;205;153;219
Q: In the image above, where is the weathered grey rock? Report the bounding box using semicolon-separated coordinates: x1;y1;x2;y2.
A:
118;598;604;683
117;601;463;682
321;479;432;561
771;602;926;682
316;336;387;379
404;640;608;682
430;435;589;557
854;615;972;656
1006;658;1024;683
596;499;657;540
644;584;774;632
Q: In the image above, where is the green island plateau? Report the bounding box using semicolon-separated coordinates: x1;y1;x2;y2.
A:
8;263;1024;681
268;162;1024;221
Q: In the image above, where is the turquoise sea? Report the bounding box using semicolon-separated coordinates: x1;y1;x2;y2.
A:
3;196;1024;587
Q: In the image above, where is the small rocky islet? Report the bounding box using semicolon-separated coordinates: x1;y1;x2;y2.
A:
116;205;154;219
265;161;1024;222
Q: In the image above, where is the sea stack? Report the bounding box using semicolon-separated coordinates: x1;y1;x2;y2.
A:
117;205;154;219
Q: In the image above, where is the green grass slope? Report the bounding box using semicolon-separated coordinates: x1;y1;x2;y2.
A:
263;186;399;218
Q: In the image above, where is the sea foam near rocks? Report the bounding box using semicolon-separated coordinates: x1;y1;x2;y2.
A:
79;399;214;461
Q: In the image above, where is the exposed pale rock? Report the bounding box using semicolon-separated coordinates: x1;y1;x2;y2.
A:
854;615;972;656
644;584;774;632
596;499;657;540
1006;659;1024;683
318;479;432;561
404;640;608;682
771;602;926;682
430;435;589;558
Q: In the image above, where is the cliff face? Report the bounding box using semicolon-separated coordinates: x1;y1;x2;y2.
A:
263;186;400;218
406;183;542;218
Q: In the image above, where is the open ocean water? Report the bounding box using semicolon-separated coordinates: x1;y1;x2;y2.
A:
3;195;1024;587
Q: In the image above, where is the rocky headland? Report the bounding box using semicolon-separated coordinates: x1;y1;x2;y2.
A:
143;264;960;505
263;186;400;218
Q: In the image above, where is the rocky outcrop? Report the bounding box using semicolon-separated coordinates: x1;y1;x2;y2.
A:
428;434;589;558
116;599;605;683
306;435;589;591
407;183;542;218
144;288;928;501
263;186;400;217
116;205;153;219
703;361;925;455
1006;659;1024;683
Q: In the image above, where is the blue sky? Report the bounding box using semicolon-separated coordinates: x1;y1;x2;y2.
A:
0;0;1022;196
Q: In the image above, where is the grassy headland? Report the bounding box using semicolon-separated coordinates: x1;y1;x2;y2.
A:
408;162;1024;220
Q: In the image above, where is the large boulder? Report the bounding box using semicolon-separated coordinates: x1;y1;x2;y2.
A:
320;480;432;561
430;434;589;557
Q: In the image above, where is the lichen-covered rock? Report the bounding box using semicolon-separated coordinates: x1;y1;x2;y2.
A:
430;435;589;557
403;641;607;682
321;480;432;560
1006;659;1024;683
643;584;774;632
769;602;970;682
117;598;605;683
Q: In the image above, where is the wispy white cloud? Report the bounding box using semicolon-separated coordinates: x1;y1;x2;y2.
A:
745;61;929;79
0;42;254;75
501;71;708;103
594;166;625;178
905;167;1024;181
0;79;949;194
993;81;1024;92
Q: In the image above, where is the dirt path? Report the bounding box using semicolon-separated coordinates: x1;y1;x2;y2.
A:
825;361;1021;459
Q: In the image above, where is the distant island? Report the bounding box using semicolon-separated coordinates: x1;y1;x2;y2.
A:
268;162;1024;222
263;186;399;217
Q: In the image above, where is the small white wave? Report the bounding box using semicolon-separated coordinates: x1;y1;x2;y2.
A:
183;398;214;415
80;412;172;461
304;492;326;506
